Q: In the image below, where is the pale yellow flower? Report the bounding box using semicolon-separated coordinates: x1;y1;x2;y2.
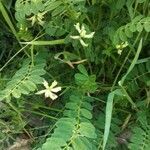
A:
28;12;46;26
36;80;61;100
116;41;128;55
70;23;95;47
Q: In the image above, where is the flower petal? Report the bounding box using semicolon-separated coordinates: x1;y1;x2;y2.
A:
43;80;49;89
51;87;61;93
81;24;85;33
49;92;58;100
80;30;87;37
74;23;81;33
84;32;95;39
50;80;58;88
36;90;46;95
117;49;122;55
70;35;80;39
45;90;51;98
79;39;88;47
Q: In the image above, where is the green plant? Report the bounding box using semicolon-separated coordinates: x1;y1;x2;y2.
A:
0;0;150;150
0;53;46;101
128;109;150;150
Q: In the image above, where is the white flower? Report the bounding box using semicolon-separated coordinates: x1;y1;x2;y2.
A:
117;49;122;55
116;41;128;55
28;12;46;26
70;23;95;47
36;80;61;100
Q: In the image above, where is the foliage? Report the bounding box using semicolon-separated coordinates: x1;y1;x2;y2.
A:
41;92;96;150
0;53;46;101
128;109;150;150
0;0;150;150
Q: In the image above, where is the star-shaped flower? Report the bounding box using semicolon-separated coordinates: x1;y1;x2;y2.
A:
70;23;95;47
36;80;61;100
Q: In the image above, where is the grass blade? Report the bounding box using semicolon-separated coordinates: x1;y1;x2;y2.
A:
103;91;115;150
118;39;143;109
120;38;143;84
0;1;20;43
103;89;123;150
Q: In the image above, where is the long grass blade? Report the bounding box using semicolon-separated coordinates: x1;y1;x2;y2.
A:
118;39;143;109
120;39;143;85
103;91;115;150
0;1;20;43
103;89;124;150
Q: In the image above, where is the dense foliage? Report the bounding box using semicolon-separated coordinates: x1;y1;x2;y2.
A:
0;0;150;149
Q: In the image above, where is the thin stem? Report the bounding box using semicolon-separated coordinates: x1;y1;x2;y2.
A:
0;120;10;131
31;45;34;66
119;82;137;110
133;0;138;17
21;109;58;120
24;101;63;112
86;15;94;29
143;0;148;15
20;39;65;46
0;34;44;72
111;50;132;91
111;32;142;91
87;0;91;5
0;44;29;72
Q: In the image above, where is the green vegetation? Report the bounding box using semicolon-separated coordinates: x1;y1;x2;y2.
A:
0;0;150;149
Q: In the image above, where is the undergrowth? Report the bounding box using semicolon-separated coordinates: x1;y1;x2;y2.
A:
0;0;150;150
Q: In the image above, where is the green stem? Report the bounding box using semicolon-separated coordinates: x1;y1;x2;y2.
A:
133;0;138;17
8;102;23;117
111;32;142;91
117;39;143;109
119;82;137;110
20;39;65;46
111;50;132;91
0;44;29;72
0;120;10;131
21;109;58;120
86;15;94;29
24;101;63;112
143;0;148;15
31;45;34;66
0;34;46;72
87;0;91;5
